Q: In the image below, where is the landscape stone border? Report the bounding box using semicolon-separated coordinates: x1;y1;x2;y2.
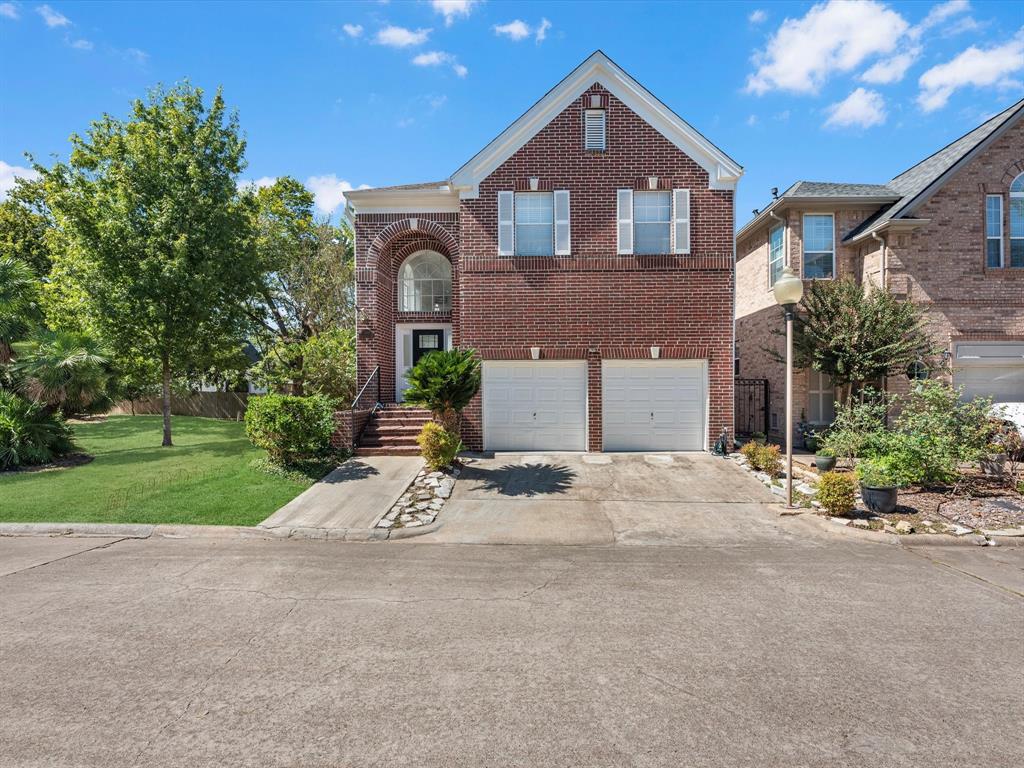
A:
374;460;469;532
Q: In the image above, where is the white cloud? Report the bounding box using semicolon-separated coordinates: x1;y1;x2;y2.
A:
305;175;369;215
237;176;277;192
0;3;19;20
0;160;40;200
917;30;1024;111
342;23;363;38
69;37;92;50
493;20;529;41
35;4;69;27
535;18;551;43
374;25;430;48
431;0;477;27
746;114;759;126
411;50;467;77
745;0;909;95
824;87;887;128
748;9;767;24
860;48;919;83
910;0;970;40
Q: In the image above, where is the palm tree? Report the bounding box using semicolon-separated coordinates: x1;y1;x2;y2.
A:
0;256;39;364
402;348;481;436
16;329;112;416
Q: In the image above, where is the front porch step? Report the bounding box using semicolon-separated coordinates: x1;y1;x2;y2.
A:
362;423;424;438
354;446;422;456
353;406;432;455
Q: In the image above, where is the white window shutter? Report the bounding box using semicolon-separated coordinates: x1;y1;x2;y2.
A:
553;190;570;255
673;188;690;254
617;188;633;255
498;191;514;256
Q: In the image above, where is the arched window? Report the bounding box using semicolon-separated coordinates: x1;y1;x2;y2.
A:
398;250;451;312
1011;172;1024;268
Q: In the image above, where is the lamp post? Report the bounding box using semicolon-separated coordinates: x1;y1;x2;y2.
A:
772;265;803;509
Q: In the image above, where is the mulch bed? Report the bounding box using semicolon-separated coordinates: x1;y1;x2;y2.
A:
1;453;95;474
881;472;1024;530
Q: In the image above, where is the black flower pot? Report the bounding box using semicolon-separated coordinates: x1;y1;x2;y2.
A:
860;484;898;515
814;455;836;472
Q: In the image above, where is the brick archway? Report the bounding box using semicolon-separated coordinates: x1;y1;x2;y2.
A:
367;218;459;271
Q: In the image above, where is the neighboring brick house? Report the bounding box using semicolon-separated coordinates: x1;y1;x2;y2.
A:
735;99;1024;445
343;51;742;453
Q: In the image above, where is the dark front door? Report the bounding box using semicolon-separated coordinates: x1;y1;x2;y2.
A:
412;329;445;366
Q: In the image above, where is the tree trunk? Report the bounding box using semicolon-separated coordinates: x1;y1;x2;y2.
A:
161;352;173;447
434;408;461;437
291;353;304;396
0;340;12;364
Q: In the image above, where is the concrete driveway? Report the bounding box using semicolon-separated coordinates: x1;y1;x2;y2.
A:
419;452;788;545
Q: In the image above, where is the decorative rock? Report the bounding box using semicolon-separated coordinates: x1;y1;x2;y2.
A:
436;486;452;499
404;519;424;527
385;510;399;521
426;471;443;479
795;483;817;496
376;518;394;528
829;517;851;526
950;524;973;536
851;519;871;529
894;521;914;534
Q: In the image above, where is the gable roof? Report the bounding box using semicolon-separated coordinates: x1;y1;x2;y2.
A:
450;50;743;196
843;98;1024;242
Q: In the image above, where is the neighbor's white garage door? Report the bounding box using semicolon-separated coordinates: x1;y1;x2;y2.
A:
602;359;707;451
952;342;1024;402
482;360;587;451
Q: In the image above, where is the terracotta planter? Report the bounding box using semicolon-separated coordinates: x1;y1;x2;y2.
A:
860;484;898;515
814;455;836;472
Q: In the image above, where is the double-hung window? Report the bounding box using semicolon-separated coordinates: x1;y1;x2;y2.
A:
514;192;553;256
807;370;836;424
768;224;784;286
986;194;1004;268
633;191;672;255
1010;173;1024;267
497;190;570;257
802;214;835;279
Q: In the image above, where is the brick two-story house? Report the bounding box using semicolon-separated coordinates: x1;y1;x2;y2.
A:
735;100;1024;444
342;51;742;454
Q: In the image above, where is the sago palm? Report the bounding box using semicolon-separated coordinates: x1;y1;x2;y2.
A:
402;348;481;436
17;329;113;415
0;256;39;363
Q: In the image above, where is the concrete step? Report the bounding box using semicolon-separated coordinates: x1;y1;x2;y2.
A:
354;446;422;456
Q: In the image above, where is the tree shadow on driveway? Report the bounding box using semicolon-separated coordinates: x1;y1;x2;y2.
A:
463;463;577;497
321;461;381;484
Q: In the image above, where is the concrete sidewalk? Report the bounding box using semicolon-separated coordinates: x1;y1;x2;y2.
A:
258;455;422;532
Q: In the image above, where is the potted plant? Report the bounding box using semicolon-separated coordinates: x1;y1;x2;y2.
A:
798;421;818;453
814;447;836;473
856;458;900;515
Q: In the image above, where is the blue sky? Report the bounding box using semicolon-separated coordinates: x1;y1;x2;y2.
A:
1;0;1022;227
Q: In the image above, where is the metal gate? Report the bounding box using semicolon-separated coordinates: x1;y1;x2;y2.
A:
735;378;770;437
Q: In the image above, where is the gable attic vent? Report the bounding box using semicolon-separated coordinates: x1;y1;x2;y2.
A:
584;109;606;151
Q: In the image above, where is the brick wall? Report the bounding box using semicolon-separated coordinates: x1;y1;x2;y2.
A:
456;84;735;451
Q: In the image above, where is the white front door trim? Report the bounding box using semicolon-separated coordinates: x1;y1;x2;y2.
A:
395;322;452;402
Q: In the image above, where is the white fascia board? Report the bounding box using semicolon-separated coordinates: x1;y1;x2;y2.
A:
450;51;743;196
344;187;460;215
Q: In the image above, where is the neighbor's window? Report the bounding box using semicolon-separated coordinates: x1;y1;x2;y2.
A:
514;192;553;256
398;250;451;313
986;194;1004;268
802;214;835;279
807;370;836;424
633;190;672;255
768;224;784;286
1010;173;1024;267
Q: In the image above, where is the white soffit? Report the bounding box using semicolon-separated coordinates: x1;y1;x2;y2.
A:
451;50;743;197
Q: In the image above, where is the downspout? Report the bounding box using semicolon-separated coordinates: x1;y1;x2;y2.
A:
871;230;886;289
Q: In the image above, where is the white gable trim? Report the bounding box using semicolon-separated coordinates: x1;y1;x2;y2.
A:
451;51;743;198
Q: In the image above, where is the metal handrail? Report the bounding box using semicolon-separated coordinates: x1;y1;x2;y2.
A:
346;366;381;449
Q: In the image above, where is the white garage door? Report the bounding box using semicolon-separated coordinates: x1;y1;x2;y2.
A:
953;342;1024;403
602;360;707;451
482;361;587;451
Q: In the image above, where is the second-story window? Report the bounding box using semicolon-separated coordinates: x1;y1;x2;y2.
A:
1010;173;1024;267
514;192;553;256
986;194;1004;268
633;190;672;255
768;224;784;286
802;214;835;279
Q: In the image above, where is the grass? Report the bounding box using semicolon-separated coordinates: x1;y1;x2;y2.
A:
0;415;315;526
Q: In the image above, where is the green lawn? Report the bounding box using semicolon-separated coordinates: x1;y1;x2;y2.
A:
0;415;313;526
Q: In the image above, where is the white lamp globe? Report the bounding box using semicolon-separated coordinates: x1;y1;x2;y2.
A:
773;265;804;307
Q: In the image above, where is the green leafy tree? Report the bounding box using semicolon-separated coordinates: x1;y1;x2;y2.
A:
0;176;54;278
0;256;39;364
402;348;482;435
40;82;259;445
246;177;355;395
777;279;938;404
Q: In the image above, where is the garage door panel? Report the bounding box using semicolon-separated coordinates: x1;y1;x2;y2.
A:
483;361;587;451
953;342;1024;403
602;360;706;452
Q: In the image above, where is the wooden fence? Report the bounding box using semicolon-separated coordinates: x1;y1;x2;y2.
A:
108;392;251;420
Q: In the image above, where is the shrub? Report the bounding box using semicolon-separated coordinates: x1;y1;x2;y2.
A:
245;393;336;465
402;348;481;436
740;441;782;478
856;457;901;488
818;392;889;462
416;421;462;470
816;472;856;516
0;390;75;470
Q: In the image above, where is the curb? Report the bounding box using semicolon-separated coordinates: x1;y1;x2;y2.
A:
386;519;444;540
0;522;156;538
785;512;1024;547
0;521;393;542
